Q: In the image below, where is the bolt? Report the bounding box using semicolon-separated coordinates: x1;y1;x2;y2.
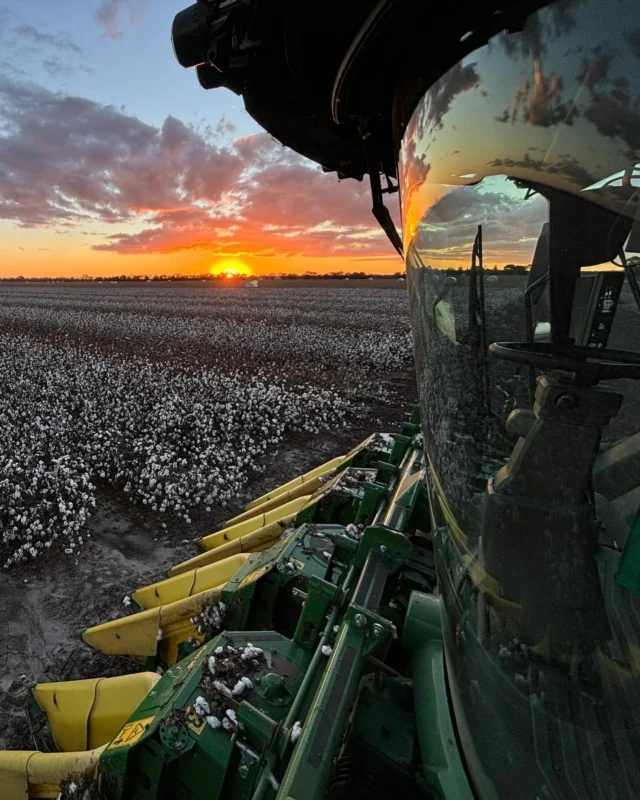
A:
556;393;577;409
380;545;388;554
372;623;384;637
354;613;366;628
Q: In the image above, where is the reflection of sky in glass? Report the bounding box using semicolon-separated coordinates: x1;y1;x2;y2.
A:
411;177;548;268
400;0;640;264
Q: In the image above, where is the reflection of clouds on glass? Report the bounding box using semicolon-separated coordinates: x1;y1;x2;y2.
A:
497;60;578;127
401;134;430;213
498;0;584;61
577;48;612;88
585;92;640;157
625;29;640;60
489;152;597;186
578;50;640;157
426;186;512;224
575;45;640;157
495;34;640;159
400;0;640;256
416;61;481;140
414;178;547;267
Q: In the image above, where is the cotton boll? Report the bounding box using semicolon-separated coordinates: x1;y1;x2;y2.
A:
232;679;247;696
290;721;302;743
194;696;210;716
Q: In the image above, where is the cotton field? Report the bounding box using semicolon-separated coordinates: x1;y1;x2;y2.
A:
0;283;413;568
0;284;411;372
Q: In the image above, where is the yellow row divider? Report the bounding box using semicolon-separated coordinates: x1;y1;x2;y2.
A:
32;673;160;753
0;745;106;800
199;496;311;551
224;475;326;529
81;584;226;661
132;553;249;610
244;456;345;511
168;516;296;577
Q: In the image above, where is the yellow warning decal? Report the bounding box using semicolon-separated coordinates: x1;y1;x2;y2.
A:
109;716;155;749
184;705;208;736
239;566;268;587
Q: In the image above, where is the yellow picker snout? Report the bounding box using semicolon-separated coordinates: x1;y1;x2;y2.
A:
80;552;248;663
0;672;159;799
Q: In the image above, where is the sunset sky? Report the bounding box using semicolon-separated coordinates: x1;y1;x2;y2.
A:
0;0;401;277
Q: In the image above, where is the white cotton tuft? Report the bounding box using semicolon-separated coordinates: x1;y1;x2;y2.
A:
206;715;222;729
213;680;233;699
241;644;263;661
194;696;210;716
232;679;247;696
290;720;302;743
321;645;333;657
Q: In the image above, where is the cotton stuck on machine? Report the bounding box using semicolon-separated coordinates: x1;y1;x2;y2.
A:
2;0;640;797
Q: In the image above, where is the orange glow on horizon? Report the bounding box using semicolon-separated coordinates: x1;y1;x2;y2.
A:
209;258;252;278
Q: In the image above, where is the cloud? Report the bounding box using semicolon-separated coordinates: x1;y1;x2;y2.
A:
494;43;640;163
12;24;88;58
91;140;390;257
415;186;547;265
625;29;640;60
496;60;579;128
584;90;640;155
95;0;147;39
0;78;242;227
42;57;83;80
0;77;396;260
0;14;92;80
488;151;597;188
498;0;584;62
415;61;481;140
576;49;612;90
575;49;640;158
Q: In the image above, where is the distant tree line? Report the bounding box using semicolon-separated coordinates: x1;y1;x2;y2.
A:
0;271;406;282
440;264;530;275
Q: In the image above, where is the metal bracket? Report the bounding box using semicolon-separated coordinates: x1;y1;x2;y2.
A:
354;525;411;572
293;577;338;650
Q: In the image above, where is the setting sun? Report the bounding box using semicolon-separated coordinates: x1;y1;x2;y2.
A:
209;259;252;279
